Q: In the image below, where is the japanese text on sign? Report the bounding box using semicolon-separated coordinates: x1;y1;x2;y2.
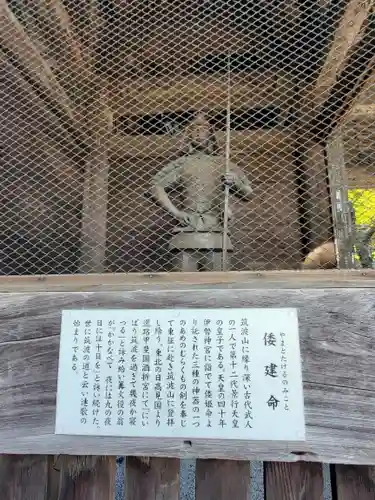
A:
55;308;305;441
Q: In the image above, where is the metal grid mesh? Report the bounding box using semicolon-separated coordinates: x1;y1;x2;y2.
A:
0;0;374;275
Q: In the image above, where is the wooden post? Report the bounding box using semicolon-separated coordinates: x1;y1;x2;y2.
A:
47;456;61;500
331;465;375;500
297;139;333;254
195;459;251;500
331;464;375;499
57;455;116;500
264;462;324;500
0;454;49;500
79;98;113;273
325;132;354;268
126;457;180;500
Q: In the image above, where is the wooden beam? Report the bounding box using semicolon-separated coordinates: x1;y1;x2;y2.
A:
40;0;84;65
0;50;81;156
311;9;375;138
0;1;87;144
110;129;297;158
347;167;375;188
314;0;374;104
350;103;375;117
79;96;113;273
0;270;375;292
109;73;285;116
0;284;375;461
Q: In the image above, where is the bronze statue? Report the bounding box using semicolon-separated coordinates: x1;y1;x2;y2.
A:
150;113;253;271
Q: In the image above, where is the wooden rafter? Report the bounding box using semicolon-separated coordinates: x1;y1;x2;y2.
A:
0;49;80;154
314;0;374;104
108;72;286;117
1;0;111;273
311;7;375;138
109;130;296;159
0;0;89;143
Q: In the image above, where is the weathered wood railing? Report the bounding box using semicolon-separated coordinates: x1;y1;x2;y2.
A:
0;270;374;499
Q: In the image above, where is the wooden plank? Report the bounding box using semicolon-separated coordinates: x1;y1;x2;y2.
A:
109;73;285;116
0;270;375;292
126;457;180;500
0;454;49;500
47;456;60;500
332;464;375;499
0;288;375;462
110;129;296;159
264;462;324;500
195;459;250;500
56;455;116;500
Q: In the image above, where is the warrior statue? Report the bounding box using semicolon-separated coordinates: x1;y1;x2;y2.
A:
150;112;253;271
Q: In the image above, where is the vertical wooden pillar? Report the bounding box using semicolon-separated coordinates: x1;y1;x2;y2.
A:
0;454;49;500
126;457;180;500
331;464;375;499
57;455;117;500
195;459;251;500
284;79;333;257
264;461;324;500
325;132;354;268
298;139;333;253
79;97;113;274
47;456;61;500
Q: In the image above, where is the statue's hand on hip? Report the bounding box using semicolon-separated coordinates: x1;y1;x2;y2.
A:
173;210;192;225
175;211;200;228
175;211;217;231
222;172;236;187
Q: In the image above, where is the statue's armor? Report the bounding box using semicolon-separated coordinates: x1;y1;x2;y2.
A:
152;152;251;232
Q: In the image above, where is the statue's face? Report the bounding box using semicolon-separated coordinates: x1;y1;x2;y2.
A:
189;124;211;149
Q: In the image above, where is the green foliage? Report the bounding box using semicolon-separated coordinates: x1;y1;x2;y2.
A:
348;189;375;265
348;189;375;225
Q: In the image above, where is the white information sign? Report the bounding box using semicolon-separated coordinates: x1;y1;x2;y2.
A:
55;308;305;441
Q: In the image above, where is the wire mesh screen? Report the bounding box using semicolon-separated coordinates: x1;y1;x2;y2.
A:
0;0;374;275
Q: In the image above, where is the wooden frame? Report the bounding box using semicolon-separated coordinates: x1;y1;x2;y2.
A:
1;270;375;464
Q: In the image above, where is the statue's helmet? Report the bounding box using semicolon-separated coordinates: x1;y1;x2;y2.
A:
183;112;217;152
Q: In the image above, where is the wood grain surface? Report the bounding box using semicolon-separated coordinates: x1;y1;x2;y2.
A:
195;459;251;500
0;269;374;292
56;456;116;500
126;457;180;500
264;461;324;500
332;464;375;499
0;285;374;462
0;454;49;500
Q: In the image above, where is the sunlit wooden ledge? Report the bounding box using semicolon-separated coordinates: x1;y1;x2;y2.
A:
0;269;374;292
